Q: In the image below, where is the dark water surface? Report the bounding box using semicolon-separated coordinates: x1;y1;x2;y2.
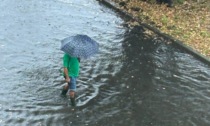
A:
1;0;210;126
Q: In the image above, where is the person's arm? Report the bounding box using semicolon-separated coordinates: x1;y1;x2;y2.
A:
63;54;70;83
64;67;70;83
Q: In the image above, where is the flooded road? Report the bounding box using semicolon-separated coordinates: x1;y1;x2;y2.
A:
0;0;210;125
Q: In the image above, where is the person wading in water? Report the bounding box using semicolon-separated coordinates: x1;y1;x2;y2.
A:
61;53;80;106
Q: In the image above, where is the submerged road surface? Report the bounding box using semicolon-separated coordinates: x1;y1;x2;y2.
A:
0;0;210;125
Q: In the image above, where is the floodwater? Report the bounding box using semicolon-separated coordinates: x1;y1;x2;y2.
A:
0;0;210;126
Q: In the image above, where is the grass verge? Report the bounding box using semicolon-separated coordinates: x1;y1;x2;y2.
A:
111;0;210;58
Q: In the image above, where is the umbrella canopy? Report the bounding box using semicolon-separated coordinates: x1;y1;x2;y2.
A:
61;34;99;59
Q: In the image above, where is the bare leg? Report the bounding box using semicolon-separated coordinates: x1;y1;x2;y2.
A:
69;91;75;98
64;84;68;90
69;91;76;106
61;84;68;96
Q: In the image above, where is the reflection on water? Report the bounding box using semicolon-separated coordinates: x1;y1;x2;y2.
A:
0;0;210;126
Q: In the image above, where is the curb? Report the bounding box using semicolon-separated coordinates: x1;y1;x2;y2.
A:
97;0;210;66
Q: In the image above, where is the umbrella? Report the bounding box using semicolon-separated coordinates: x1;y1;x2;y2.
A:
60;34;99;59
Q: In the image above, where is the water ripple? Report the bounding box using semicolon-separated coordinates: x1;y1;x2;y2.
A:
1;0;210;126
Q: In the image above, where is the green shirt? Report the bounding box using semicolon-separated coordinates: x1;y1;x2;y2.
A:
63;54;80;77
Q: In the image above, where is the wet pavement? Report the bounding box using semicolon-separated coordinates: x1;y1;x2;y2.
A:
0;0;210;126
